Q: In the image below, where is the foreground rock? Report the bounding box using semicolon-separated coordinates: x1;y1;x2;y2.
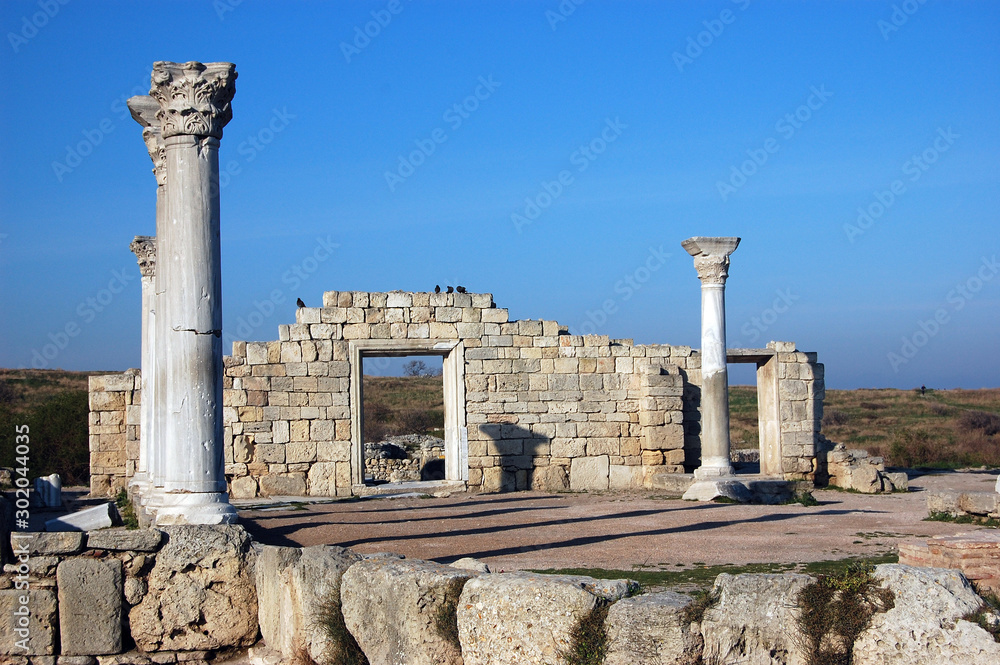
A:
604;590;701;665
457;572;637;665
130;525;258;651
256;544;361;664
701;573;814;665
341;557;478;665
853;564;1000;665
57;558;123;655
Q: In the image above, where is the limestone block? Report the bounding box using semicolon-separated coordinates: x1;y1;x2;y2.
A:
57;558;123;655
12;532;83;556
308;462;339;496
255;546;301;655
457;572;636;665
86;528;162;552
604;591;701;665
570;456;610;491
259;473;307;497
230;476;258;499
701;573;814;665
853;564;1000;664
286;441;317;464
530;465;568;491
341;557;478;665
287;545;362;663
130;525;258;651
927;491;961;515
481;467;517;493
609;465;643;490
682;480;751;503
883;471;909;493
0;589;57;655
958;491;999;516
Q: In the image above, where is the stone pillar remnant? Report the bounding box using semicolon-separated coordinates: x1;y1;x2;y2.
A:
681;237;741;501
147;60;238;525
128;235;156;498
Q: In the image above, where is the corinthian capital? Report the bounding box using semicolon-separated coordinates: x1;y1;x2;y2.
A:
682;236;741;285
149;61;237;139
130;235;156;277
127;96;166;186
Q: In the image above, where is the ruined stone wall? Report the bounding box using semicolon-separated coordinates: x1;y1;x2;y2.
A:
90;291;825;498
87;370;141;497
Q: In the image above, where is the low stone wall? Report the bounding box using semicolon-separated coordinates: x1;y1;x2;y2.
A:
901;531;1000;593
824;440;908;493
927;490;1000;519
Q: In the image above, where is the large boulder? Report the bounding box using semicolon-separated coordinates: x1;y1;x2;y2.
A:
57;558;123;655
256;544;362;664
701;573;815;665
852;564;1000;665
457;572;637;665
604;591;701;665
129;525;258;651
341;557;479;665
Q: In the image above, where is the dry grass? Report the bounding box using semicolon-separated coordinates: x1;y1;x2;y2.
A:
363;375;444;443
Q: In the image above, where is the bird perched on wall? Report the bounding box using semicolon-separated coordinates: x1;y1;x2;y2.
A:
434;285;441;293
446;286;454;293
296;298;305;308
456;286;467;293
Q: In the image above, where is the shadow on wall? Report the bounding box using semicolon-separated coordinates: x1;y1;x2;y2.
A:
479;423;553;492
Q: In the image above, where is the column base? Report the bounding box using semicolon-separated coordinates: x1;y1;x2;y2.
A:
153;492;239;526
682;479;751;503
693;458;736;480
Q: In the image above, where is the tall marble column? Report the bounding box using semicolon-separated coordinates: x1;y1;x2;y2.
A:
128;236;156;498
682;237;740;480
148;61;238;525
126;95;166;517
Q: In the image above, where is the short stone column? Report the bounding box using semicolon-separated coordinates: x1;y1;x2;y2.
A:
682;237;740;499
148;60;238;525
128;236;156;498
126;95;167;518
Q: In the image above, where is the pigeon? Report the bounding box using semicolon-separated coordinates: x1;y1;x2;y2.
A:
456;286;467;293
446;286;454;294
296;298;306;308
434;285;441;293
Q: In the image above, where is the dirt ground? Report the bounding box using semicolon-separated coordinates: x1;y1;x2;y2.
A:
239;470;999;573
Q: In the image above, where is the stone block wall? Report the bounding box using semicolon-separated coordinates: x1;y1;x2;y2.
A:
89;291;826;498
87;370;140;497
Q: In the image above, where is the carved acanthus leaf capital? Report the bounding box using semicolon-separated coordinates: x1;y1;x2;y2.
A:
130;236;156;277
127;96;166;186
149;61;237;139
682;236;740;286
692;254;730;285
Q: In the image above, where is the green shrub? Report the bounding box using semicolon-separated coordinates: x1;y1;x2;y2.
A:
433;577;467;653
562;604;609;665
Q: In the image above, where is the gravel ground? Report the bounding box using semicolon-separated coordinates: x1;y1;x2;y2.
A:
239;470;999;573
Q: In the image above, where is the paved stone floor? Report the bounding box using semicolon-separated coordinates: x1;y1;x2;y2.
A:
239;470;1000;572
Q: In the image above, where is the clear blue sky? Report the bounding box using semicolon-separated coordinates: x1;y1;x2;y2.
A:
1;1;997;389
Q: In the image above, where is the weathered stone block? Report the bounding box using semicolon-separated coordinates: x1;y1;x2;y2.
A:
85;528;162;552
457;572;636;665
570;456;609;491
341;558;477;665
259;473;307;497
609;465;643;490
604;591;701;665
57;558;123;655
530;465;568;491
130;525;258;651
11;532;83;556
0;589;57;655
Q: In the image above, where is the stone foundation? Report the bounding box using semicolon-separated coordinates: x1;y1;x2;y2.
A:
900;531;1000;592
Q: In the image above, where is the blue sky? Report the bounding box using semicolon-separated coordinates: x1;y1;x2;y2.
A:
1;0;997;388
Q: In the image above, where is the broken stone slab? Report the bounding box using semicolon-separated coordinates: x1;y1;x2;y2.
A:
10;531;83;556
457;572;638;665
701;573;815;665
45;503;116;532
0;588;58;655
129;525;258;651
853;564;1000;664
57;558;123;655
450;557;491;573
682;479;751;503
341;557;479;665
883;471;909;492
604;590;702;665
86;528;163;552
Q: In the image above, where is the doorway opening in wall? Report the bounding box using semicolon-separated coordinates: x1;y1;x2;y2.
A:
361;354;445;485
728;363;761;474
